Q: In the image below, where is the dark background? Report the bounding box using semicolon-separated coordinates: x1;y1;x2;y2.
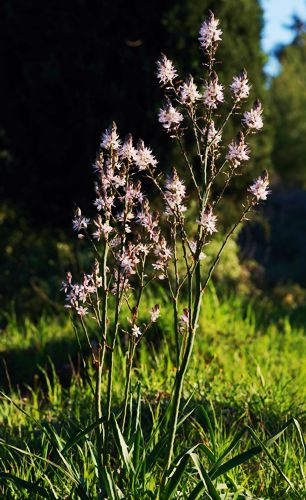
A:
1;0;306;314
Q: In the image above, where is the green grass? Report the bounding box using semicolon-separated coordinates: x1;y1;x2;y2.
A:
0;290;305;498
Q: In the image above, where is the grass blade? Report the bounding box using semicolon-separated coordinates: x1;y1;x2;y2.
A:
189;452;221;500
111;413;134;474
161;453;190;500
62;416;105;454
0;472;55;499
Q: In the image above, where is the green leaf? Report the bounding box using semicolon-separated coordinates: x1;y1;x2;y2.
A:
62;416;105;454
111;413;135;474
133;427;141;470
146;434;168;471
196;406;216;457
162;453;190;500
189;452;221;500
211;420;300;498
0;472;54;499
209;428;247;476
292;418;306;456
100;467;117;500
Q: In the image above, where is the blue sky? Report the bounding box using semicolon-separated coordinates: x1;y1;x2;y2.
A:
261;0;306;74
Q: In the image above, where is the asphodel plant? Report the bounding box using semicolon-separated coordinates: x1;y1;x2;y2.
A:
62;9;270;489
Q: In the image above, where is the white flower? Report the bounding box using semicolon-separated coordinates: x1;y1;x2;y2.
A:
101;122;121;150
203;72;224;109
151;304;160;322
152;237;172;278
132;324;142;338
92;221;113;241
164;168;186;215
179;76;201;104
207;121;222;147
119;134;137;162
226;132;250;167
72;208;90;232
248;171;270;201
158;104;183;130
156;54;177;85
189;241;206;261
230;69;250;100
76;306;88;317
135;140;157;171
242;99;263;130
94;194;114;213
199;12;222;50
197;206;218;234
179;309;189;329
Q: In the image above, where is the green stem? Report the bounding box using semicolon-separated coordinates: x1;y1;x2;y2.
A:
164;264;202;475
95;343;106;491
122;340;135;431
103;300;121;463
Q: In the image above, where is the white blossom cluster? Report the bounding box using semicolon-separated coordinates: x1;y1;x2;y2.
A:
63;11;271;344
248;171;270;201
61;269;101;317
198;11;222;50
64;123;169;329
164;168;186;216
226;132;250;167
197;206;218;235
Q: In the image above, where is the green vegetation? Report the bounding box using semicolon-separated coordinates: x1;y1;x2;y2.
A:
1;290;305;498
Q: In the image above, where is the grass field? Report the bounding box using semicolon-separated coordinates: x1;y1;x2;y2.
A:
0;289;305;498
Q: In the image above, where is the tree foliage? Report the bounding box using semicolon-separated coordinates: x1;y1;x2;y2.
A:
0;0;270;228
271;24;306;186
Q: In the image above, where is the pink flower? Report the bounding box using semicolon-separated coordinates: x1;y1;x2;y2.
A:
156;54;177;85
197;205;218;234
203;72;224;109
151;304;160;322
248;170;270;201
242;99;263;131
119;134;137;162
230;69;250;101
101;122;121;150
226;132;250;167
72;208;90;232
179;308;189;329
135;140;157;171
132;324;142;338
158;104;183;130
164;168;186;215
179;76;201;104
199;12;222;50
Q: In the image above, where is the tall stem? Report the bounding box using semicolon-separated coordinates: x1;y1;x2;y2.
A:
103;297;121;463
163;262;202;474
95;343;106;491
122;340;135;431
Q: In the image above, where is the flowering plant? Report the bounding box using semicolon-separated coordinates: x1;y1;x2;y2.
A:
62;10;270;497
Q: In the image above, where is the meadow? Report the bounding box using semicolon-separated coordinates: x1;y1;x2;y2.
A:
1;289;305;498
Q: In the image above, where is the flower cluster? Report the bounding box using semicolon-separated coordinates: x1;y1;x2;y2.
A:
243;99;263;131
156;54;177;86
62;270;101;317
164;168;186;216
198;11;222;50
179;76;201;104
249;170;270;201
158;103;183;131
226;131;250;167
197;205;218;235
230;69;250;101
63;10;271;383
203;72;224;109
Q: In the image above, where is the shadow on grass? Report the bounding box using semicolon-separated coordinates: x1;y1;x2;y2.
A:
0;336;83;390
